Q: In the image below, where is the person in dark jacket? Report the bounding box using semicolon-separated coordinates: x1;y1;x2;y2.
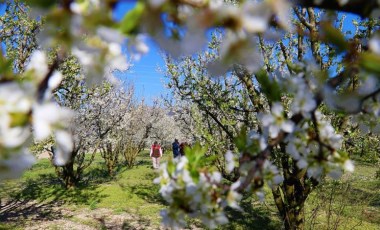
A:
172;139;180;158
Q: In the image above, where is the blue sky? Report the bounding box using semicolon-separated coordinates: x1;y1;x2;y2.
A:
0;2;167;105
113;2;168;105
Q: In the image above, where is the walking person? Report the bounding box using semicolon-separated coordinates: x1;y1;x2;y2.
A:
172;139;180;159
150;141;162;169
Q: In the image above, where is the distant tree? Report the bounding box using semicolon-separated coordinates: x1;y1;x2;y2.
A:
91;83;134;176
0;0;41;74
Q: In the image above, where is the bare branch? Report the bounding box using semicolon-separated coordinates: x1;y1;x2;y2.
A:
293;0;378;18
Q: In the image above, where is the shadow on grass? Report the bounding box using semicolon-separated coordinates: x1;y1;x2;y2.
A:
337;186;380;209
0;198;65;223
369;193;380;207
0;173;107;224
13;174;106;205
121;215;152;229
128;183;167;205
118;171;166;205
83;162;142;184
367;180;380;208
83;167;115;185
91;214;152;230
221;195;281;230
135;159;152;167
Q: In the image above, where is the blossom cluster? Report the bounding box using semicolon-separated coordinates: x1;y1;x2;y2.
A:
154;155;241;229
278;74;353;179
0;51;72;180
142;0;291;74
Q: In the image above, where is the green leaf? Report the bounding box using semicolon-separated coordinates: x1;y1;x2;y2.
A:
10;112;29;127
167;158;176;174
321;22;348;53
255;69;281;102
286;62;304;73
119;1;145;35
0;57;14;77
22;0;58;8
234;128;248;152
359;53;380;74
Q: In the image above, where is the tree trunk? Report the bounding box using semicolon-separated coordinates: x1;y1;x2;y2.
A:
283;203;305;230
273;180;307;230
62;160;77;189
272;148;316;230
107;160;115;177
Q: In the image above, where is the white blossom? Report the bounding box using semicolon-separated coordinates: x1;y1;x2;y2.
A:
225;150;236;173
261;103;295;138
0;83;33;148
0;150;35;180
210;171;222;183
369;35;380;55
218;32;263;74
54;130;74;166
227;180;242;210
26;50;49;82
256;191;265;202
291;91;316;118
319;121;342;150
48;71;63;90
307;165;323;179
248;130;267;150
297;159;308;169
344;160;355;172
70;0;100;15
148;0;167;9
328;169;343;179
267;0;292;31
337;0;349;6
286;142;300;160
97;27;125;44
160;210;186;230
241;1;270;33
72;47;94;67
33;103;73;141
0;83;33;113
358;75;378;95
127;35;149;61
0;126;30;148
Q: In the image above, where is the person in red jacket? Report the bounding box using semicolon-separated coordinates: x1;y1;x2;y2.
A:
150;141;162;169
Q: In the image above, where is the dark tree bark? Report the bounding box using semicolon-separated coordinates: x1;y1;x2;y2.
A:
294;0;378;18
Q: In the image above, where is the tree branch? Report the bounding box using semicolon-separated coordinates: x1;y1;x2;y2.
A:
294;0;378;18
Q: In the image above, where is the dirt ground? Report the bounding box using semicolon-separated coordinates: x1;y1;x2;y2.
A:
36;151;50;159
0;199;161;230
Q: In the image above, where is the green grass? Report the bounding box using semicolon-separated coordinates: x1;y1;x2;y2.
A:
0;153;379;229
305;160;380;230
0;152;165;229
